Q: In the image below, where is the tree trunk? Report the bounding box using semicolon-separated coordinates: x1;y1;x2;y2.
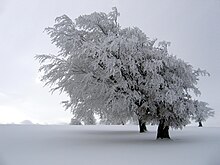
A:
198;121;203;127
157;119;170;139
139;119;147;133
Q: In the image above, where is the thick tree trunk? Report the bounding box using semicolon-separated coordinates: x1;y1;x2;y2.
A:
139;119;147;133
198;121;203;127
157;119;170;139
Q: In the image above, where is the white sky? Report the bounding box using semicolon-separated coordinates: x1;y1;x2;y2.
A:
0;0;219;125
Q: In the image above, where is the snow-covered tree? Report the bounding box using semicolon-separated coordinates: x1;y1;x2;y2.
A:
134;43;211;138
192;100;214;127
36;7;157;128
36;8;213;139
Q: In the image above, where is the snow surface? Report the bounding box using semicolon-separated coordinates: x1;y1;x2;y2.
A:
0;125;219;165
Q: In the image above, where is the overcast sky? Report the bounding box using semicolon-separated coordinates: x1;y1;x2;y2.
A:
0;0;219;125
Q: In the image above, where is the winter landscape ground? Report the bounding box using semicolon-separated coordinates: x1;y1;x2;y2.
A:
0;125;219;165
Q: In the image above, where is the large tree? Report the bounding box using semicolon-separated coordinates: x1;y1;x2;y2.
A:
36;8;213;139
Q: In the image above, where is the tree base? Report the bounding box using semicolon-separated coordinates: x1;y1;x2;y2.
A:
139;120;147;133
198;121;203;127
157;119;170;139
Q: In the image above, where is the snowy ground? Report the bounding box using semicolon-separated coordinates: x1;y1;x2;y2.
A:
0;125;219;165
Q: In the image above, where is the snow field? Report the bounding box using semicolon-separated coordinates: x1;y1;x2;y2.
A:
0;125;219;165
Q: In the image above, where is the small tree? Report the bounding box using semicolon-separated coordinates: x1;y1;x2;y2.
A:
70;118;82;125
192;100;214;127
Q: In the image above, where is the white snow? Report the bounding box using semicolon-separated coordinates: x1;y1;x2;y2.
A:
0;125;219;165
